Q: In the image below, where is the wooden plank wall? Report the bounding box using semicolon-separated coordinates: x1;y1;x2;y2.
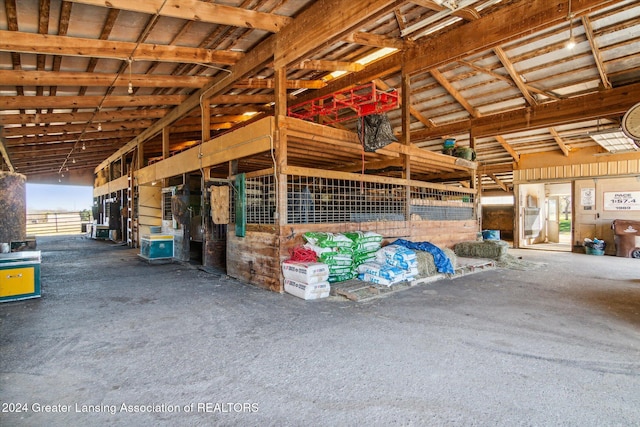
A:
138;185;162;237
227;229;281;292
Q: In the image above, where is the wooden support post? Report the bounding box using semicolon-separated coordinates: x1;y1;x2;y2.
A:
162;127;170;160
201;101;211;143
401;72;412;221
274;66;288;227
137;142;145;171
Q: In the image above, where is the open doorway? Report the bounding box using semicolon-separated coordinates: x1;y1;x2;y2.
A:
517;182;572;251
545;183;572;249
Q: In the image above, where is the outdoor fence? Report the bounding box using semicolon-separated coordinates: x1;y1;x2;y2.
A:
26;212;89;236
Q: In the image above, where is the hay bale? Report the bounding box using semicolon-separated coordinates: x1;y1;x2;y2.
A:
415;247;457;277
454;240;509;259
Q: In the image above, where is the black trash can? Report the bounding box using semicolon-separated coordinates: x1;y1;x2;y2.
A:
611;220;640;258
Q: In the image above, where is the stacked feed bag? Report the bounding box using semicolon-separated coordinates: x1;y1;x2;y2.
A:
357;244;418;287
282;261;330;300
344;231;383;267
357;262;407;287
303;232;356;283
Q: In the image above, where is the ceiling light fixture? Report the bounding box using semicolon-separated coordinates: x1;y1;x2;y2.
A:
97;122;102;131
82;142;86;150
589;129;639;153
128;58;134;95
566;0;576;50
433;0;459;10
72;158;76;164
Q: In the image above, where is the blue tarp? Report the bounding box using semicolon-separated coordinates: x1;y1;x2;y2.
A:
391;239;455;274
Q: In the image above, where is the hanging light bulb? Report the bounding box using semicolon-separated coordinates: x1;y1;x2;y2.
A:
72;158;76;164
66;166;69;172
97;122;102;131
566;0;576;50
82;142;86;150
61;173;65;178
127;58;134;94
566;20;576;49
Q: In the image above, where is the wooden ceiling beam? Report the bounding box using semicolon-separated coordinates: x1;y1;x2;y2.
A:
2;119;157;138
430;68;479;117
411;82;640;140
582;15;612;89
4;129;141;147
0;30;243;65
486;173;508;192
67;0;292;33
274;0;405;68
374;79;433;128
471;82;640;138
290;60;365;72
549;127;571;156
494;135;520;163
97;0;406;171
404;0;621;75
0;136;15;172
0;95;187;110
0;109;169;126
346;32;406;49
493;46;537;106
1;94;275;110
0;70;211;88
235;78;326;89
458;59;561;101
0;70;324;90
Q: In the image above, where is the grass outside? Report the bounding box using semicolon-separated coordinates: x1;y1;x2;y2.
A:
559;219;571;233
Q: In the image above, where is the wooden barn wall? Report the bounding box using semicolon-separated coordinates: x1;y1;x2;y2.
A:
227;219;476;292
513;148;640;183
138;185;162;238
227;228;280;293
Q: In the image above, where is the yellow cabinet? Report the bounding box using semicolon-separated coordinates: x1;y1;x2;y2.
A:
0;251;41;302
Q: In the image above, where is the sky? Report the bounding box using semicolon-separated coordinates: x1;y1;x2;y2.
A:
26;183;93;212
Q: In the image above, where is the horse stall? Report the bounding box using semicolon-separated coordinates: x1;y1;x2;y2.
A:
94;115;478;292
222;117;479;292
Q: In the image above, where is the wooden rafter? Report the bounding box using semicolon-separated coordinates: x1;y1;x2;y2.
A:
0;31;244;65
493;46;537;106
66;0;292;33
346;32;406;49
0;70;325;90
430;68;479;117
0;136;15;172
410;82;640;140
97;0;408;172
290;60;365;72
487;173;508;191
0;109;169;126
402;0;621;75
274;0;405;68
549;127;571;157
1;94;275;110
582;16;612;89
374;79;432;128
494;135;520;163
458;59;561;101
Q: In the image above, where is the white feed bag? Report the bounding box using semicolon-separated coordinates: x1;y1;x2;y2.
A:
282;261;330;284
284;279;330;300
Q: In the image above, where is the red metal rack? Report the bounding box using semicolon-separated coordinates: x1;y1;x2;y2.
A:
287;82;399;124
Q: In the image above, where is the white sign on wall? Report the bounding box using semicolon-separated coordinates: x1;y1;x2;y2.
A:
603;191;640;211
581;188;595;207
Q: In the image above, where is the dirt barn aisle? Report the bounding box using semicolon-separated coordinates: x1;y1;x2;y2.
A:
1;235;639;426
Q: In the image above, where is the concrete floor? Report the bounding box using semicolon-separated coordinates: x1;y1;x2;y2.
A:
1;235;639;426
